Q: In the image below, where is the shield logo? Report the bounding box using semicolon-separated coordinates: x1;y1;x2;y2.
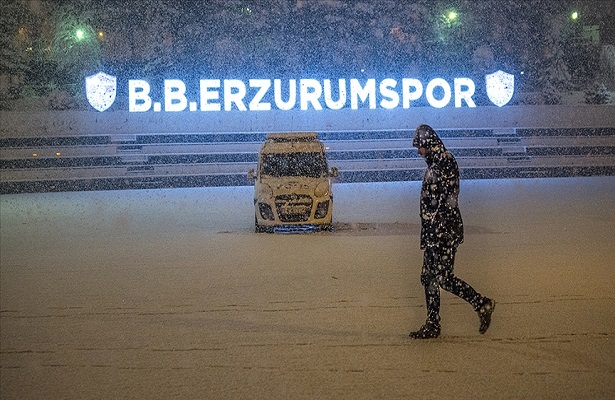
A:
485;70;514;107
85;72;117;112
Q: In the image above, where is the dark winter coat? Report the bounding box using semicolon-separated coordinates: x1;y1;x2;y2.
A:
414;126;464;249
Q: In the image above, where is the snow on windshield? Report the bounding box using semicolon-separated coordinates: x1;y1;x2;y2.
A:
261;152;328;178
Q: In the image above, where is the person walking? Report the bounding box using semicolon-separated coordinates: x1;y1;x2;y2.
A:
410;124;495;339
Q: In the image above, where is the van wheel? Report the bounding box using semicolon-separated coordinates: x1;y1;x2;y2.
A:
255;216;267;233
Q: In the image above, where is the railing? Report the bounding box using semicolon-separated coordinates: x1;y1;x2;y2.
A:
1;106;614;194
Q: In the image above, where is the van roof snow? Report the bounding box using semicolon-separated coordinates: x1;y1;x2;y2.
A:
266;132;319;142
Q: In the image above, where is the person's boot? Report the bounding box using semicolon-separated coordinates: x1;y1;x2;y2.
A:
478;298;495;334
409;322;441;339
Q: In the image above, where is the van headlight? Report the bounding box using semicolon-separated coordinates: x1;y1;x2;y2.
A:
258;183;274;200
314;181;330;198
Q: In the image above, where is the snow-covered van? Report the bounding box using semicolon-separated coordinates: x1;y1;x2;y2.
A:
248;132;339;233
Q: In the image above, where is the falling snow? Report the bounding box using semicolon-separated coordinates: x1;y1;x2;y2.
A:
1;177;614;399
1;2;615;397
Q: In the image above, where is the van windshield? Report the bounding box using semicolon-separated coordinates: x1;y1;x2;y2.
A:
261;152;328;178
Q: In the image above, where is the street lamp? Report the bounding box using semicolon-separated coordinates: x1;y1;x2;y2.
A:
440;9;460;28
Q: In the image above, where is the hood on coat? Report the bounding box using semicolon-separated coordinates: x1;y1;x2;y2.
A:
413;124;447;165
412;124;444;150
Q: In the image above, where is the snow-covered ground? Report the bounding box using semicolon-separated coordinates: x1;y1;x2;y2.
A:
1;177;614;399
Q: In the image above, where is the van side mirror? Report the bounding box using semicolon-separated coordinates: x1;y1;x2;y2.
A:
329;167;339;178
247;169;256;180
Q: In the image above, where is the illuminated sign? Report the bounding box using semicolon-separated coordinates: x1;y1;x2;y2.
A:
85;70;514;112
85;72;117;112
485;70;514;107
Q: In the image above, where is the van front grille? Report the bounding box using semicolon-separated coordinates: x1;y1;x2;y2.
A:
275;194;313;222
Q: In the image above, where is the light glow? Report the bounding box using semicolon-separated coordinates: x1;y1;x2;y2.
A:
127;77;486;112
85;72;117;112
485;70;514;107
88;72;515;112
